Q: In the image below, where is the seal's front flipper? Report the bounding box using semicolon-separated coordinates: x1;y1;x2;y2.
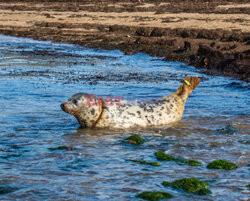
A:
175;76;201;102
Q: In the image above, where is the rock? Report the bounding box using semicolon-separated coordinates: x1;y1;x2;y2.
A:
207;159;237;170
136;27;151;37
129;159;160;166
184;41;191;50
186;160;202;166
48;145;73;151
155;151;202;166
155;151;175;161
181;30;190;38
210;42;216;48
162;178;212;195
0;185;17;194
124;134;145;145
150;28;166;37
197;188;213;195
198;45;224;59
137;191;173;201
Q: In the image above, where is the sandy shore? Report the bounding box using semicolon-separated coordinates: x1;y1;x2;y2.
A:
0;0;249;80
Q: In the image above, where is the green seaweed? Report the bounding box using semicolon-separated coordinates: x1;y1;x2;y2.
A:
125;134;145;145
48;145;72;151
162;178;211;195
129;159;160;166
207;160;237;170
197;188;212;195
137;191;173;201
155;151;202;166
162;181;171;186
155;151;175;161
187;160;202;166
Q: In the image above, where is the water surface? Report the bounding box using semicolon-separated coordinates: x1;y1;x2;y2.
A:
0;35;249;200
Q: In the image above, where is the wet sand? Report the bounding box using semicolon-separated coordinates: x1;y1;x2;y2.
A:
0;0;249;80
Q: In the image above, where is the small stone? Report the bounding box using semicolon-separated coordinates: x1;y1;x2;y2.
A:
125;134;145;145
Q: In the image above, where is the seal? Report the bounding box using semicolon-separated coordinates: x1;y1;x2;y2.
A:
61;76;201;129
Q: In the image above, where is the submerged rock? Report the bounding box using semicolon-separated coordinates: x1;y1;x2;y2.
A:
155;151;202;166
48;145;73;151
217;124;238;135
162;178;211;195
0;185;17;194
129;159;160;166
186;160;202;166
125;134;145;145
162;181;171;186
137;191;173;201
197;188;212;195
207;160;237;170
155;151;175;161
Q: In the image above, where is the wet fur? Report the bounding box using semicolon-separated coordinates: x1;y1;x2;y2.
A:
61;76;201;129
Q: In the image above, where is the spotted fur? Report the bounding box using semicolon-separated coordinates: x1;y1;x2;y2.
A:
61;76;201;129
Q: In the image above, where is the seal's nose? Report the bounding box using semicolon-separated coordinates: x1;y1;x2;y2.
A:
61;103;65;110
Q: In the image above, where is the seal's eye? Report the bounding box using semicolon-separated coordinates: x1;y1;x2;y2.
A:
72;99;78;105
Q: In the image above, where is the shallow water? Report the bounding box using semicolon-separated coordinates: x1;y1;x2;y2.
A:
0;35;249;201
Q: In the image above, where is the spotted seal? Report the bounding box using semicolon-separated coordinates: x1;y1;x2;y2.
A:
61;76;201;128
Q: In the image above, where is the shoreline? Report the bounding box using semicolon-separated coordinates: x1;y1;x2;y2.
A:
0;0;249;81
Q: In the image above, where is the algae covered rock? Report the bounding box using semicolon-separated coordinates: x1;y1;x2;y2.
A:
125;134;145;145
197;188;212;195
207;159;237;170
162;181;171;186
155;151;175;161
129;159;160;166
187;160;202;166
137;191;173;201
162;178;211;195
155;151;202;166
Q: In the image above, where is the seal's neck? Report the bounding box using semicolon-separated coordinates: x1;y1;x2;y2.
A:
174;76;201;102
91;100;104;128
76;104;103;128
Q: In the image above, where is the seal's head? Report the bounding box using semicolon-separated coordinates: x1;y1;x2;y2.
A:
175;76;201;101
61;93;103;128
